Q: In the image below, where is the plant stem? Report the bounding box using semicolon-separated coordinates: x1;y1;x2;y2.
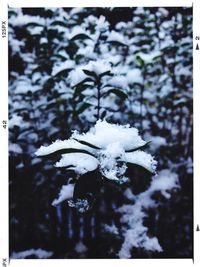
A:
97;79;101;121
140;70;146;131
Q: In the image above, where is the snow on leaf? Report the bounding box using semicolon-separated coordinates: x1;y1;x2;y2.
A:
125;150;157;173
73;138;100;149
107;30;128;46
55;153;99;175
83;60;112;76
36;147;95;158
36;121;152;180
104;88;128;100
52;184;75;206
35;139;93;157
125;141;151;153
52;60;75;76
69;26;91;41
126;69;143;84
107;75;128;90
71;120;146;150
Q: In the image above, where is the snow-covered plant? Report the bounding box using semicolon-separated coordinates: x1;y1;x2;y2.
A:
36;120;180;257
36;120;155;210
70;60;128;121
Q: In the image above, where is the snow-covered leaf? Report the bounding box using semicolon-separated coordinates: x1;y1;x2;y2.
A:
104;88;128;100
50;20;67;27
70;33;92;41
37;147;95;157
73;138;100;149
25;22;44;27
82;69;98;79
72;77;94;88
75;102;92;115
125;141;151;152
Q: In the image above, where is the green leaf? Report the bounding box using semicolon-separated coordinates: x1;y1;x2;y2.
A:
51;54;68;61
152;55;161;61
72;77;94;88
31;66;42;77
53;68;73;77
14;108;28;112
73;169;101;201
99;70;113;78
70;33;92;41
8;10;18;17
76;102;91;115
107;40;128;47
100;110;107;119
73;138;100;149
82;69;98;79
46;102;57;109
126;162;154;174
125;141;151;153
50;21;67;27
136;55;145;68
38;148;95;158
25;22;44;27
132;82;143;88
104;89;128;100
55;164;75;169
74;84;89;98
